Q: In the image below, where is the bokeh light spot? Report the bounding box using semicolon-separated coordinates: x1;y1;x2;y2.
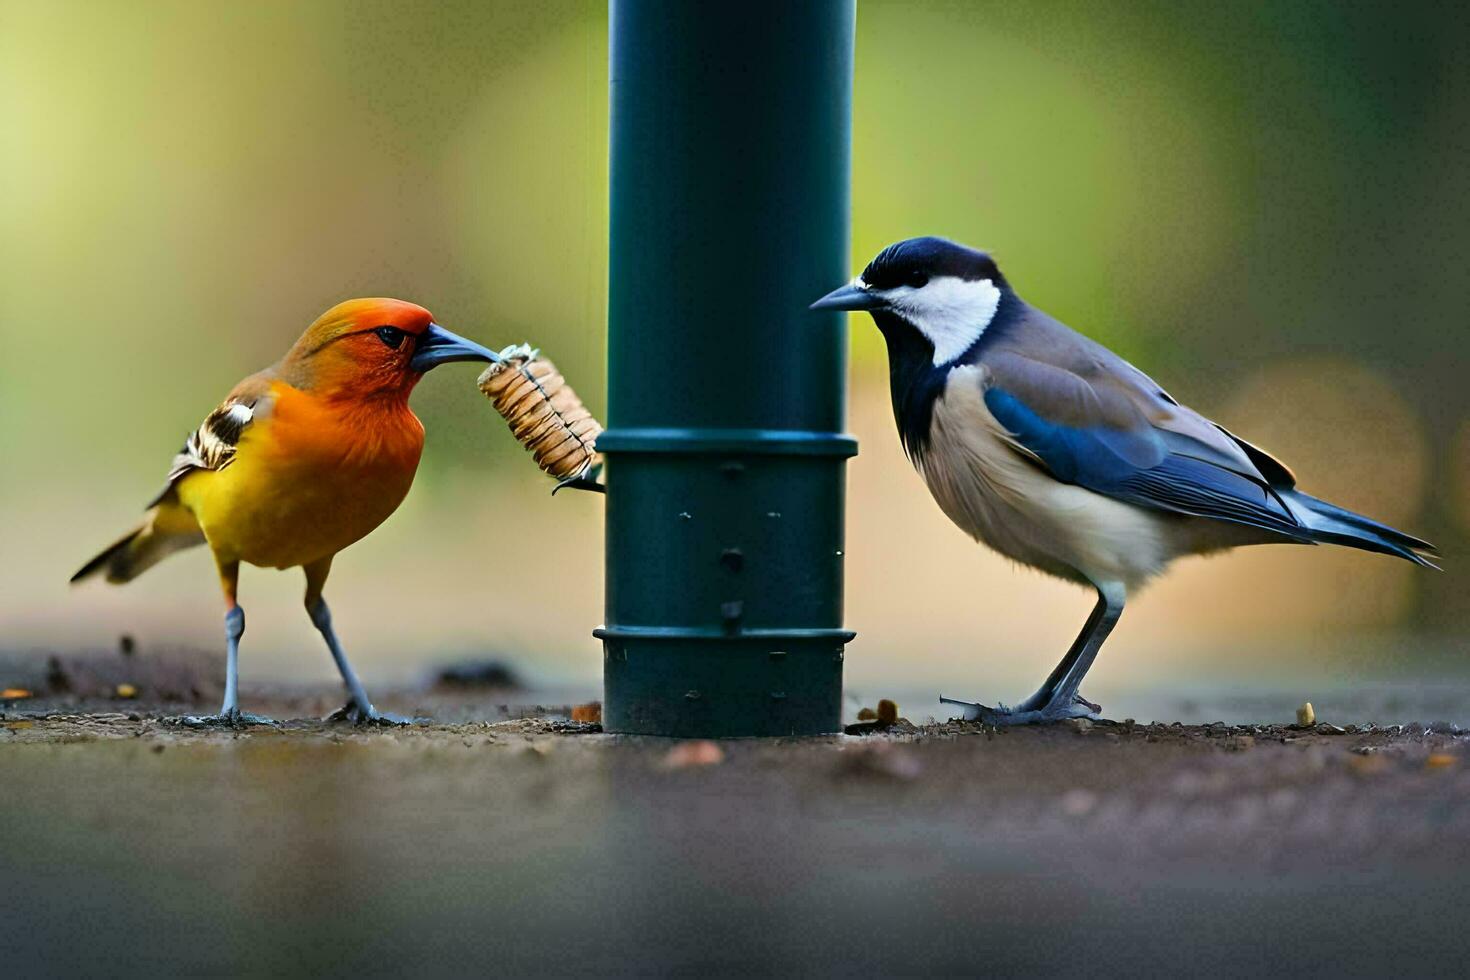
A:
1220;357;1429;527
1454;418;1470;536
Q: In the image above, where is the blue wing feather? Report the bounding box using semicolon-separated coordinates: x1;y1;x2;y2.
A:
969;306;1432;562
983;386;1310;540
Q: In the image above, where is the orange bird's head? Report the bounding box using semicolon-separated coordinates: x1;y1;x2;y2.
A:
283;297;500;398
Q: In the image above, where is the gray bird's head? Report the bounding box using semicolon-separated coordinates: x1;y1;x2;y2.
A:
811;236;1010;365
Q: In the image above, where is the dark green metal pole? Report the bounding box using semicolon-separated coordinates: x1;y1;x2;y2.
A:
597;0;857;737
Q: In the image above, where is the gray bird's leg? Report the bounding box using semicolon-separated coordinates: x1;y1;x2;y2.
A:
303;558;409;726
942;582;1125;726
182;604;276;728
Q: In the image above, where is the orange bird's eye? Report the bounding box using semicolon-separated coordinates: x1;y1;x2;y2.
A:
373;326;408;350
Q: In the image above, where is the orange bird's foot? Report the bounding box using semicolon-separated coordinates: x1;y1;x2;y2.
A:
324;700;415;727
178;707;277;729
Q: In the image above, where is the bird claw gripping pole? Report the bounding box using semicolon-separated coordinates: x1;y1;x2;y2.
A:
477;344;604;493
552;465;606;496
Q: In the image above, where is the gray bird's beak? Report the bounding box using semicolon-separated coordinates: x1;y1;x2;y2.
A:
809;280;885;312
410;323;501;372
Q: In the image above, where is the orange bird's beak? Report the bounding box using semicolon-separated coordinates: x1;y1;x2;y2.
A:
410;323;500;372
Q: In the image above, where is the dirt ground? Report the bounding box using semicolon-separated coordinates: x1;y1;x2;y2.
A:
4;679;1469;977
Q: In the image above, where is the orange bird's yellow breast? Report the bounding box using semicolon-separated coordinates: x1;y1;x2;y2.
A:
177;383;425;569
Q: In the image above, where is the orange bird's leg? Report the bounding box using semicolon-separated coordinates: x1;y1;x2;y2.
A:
217;558;243;715
183;557;274;727
304;556;408;726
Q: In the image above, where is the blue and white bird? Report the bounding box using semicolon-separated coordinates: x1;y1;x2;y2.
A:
813;237;1438;726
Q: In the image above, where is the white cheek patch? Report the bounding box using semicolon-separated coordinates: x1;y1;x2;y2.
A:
887;276;1001;365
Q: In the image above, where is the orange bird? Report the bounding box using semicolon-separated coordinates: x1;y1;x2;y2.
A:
71;299;499;725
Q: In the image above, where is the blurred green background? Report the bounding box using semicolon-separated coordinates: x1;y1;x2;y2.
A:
2;0;1466;705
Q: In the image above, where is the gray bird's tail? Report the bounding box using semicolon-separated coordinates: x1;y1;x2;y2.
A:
1283;490;1440;569
70;498;205;584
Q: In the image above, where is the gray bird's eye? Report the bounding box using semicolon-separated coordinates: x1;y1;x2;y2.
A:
907;271;929;288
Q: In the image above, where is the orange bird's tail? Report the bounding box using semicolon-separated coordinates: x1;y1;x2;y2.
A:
71;498;205;584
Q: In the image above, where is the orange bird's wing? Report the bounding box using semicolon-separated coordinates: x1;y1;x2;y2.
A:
148;371;277;507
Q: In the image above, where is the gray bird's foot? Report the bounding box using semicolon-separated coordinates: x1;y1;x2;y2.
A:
178;707;278;729
941;693;1101;727
324;700;415;727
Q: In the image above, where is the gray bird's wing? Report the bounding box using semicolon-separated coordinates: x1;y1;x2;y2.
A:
977;308;1310;539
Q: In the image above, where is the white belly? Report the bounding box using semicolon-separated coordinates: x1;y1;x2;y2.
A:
917;366;1182;590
